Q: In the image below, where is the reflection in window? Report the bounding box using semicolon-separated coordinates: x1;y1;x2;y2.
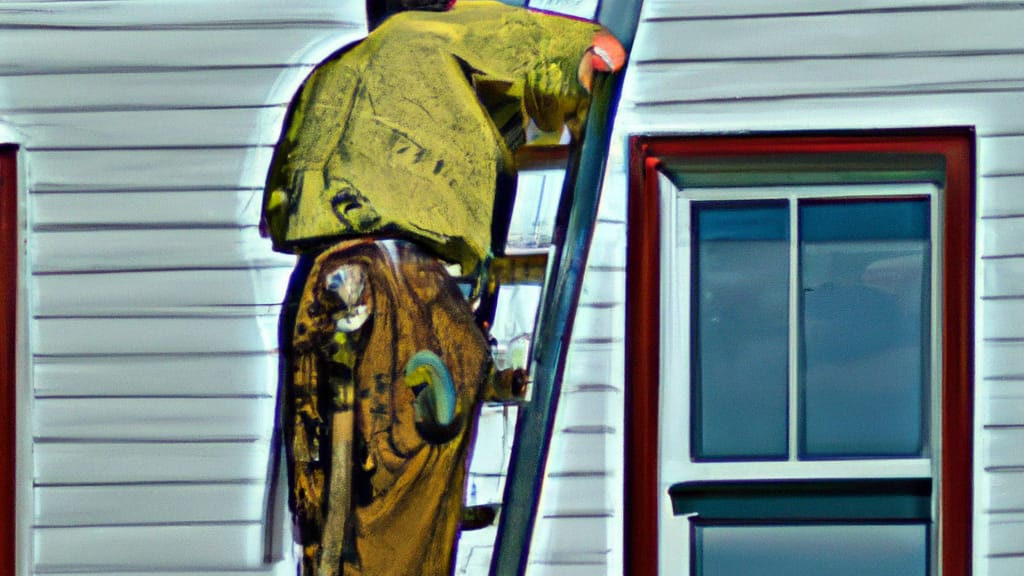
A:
800;200;930;458
697;523;928;576
690;197;931;460
491;284;543;371
506;169;565;251
693;202;790;459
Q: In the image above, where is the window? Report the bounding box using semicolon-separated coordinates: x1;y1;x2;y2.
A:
692;194;932;461
1;145;17;575
626;133;974;576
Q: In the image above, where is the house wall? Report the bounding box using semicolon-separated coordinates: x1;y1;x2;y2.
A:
12;0;1017;574
1;1;364;573
2;1;622;575
593;0;1024;574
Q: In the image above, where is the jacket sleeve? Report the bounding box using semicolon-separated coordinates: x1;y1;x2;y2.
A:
262;56;362;250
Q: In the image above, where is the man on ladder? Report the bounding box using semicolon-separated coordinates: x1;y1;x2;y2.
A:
261;2;626;574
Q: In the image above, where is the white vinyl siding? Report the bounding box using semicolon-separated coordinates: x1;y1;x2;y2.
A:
599;1;1024;574
13;0;1024;574
2;0;626;574
1;1;365;574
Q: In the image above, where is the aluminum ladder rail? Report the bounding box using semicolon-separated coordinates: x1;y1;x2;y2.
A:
489;1;642;574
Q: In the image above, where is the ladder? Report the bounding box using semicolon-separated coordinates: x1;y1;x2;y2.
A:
489;1;642;574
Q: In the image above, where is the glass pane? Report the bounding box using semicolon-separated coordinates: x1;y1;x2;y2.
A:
799;199;930;457
697;523;928;576
489;284;543;370
506;169;565;251
693;202;789;459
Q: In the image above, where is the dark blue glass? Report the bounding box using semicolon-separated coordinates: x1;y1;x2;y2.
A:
693;202;789;459
799;199;930;457
697;523;928;576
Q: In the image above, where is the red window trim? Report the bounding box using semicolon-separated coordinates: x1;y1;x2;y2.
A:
1;145;17;575
625;130;975;576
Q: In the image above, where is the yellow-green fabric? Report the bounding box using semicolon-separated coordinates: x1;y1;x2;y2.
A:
263;1;603;271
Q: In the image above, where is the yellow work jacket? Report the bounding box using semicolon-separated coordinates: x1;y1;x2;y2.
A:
262;0;603;272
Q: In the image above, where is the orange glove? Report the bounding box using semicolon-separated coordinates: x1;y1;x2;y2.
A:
578;30;627;92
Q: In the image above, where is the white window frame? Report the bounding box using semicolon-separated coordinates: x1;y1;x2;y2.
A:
657;173;944;576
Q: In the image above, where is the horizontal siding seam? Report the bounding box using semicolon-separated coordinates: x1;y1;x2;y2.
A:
570;337;624;345
32;437;267;445
33;351;280;360
528;560;608;566
567;383;622;393
546;470;610;478
32;265;295;276
634;48;1024;66
33;312;283;321
642;2;1024;23
32;352;280;360
32;187;265;196
28;569;280;573
30;186;265;195
0;63;311;79
33;394;274;401
982;254;1024;260
577;301;623;309
466;471;508;479
32;223;267;233
35;479;265;488
33;567;275;576
540;512;614;519
33;310;279;320
980;132;1024;138
0;21;359;32
2;102;288;116
987;466;1024;473
631;83;1024;107
25;144;274;152
33;264;293;277
561;425;616;434
33;519;263;530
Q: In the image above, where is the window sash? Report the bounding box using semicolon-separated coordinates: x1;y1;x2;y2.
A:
665;180;942;473
661;178;942;576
